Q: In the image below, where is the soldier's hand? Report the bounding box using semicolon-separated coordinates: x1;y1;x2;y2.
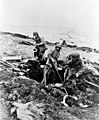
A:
64;65;69;70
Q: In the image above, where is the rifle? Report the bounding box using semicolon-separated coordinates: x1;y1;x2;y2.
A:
84;79;99;88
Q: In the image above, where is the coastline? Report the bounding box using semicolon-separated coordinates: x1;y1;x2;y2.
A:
0;31;99;63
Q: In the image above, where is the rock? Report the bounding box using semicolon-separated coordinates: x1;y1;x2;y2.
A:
94;49;99;53
45;41;60;46
50;87;66;101
11;102;45;120
18;41;34;46
77;47;93;53
92;93;99;104
85;64;99;76
67;43;77;48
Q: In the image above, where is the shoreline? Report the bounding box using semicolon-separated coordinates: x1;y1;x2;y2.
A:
0;31;99;64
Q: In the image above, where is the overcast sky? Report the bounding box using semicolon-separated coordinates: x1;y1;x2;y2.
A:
0;0;99;33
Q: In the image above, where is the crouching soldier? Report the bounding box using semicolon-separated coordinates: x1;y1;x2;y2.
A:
33;32;47;60
64;53;83;81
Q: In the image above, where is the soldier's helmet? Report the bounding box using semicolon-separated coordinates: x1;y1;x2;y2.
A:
33;32;38;36
70;52;80;59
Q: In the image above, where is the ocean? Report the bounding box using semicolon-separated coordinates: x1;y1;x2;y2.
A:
1;25;99;49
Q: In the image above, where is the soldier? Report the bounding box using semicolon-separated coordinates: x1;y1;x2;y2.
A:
64;53;83;81
48;44;62;62
33;32;47;60
46;44;62;84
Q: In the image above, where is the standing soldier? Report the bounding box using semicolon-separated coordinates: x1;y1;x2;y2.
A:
33;32;47;60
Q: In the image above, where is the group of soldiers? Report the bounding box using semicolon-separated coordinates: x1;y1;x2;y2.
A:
33;32;83;83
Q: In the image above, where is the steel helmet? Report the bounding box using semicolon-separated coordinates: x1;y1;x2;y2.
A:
70;52;80;59
33;32;38;36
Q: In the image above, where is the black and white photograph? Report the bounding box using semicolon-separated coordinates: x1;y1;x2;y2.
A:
0;0;99;119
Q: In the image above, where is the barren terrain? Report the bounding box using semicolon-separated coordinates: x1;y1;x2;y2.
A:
0;31;99;120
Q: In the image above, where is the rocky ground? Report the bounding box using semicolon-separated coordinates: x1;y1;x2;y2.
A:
0;31;99;120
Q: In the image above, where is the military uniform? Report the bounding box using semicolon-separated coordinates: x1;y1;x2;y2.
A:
50;49;60;61
46;45;62;84
33;32;47;59
64;53;83;81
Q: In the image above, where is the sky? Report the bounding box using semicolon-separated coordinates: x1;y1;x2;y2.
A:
0;0;99;36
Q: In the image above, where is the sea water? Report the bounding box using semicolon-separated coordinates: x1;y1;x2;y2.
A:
1;25;99;49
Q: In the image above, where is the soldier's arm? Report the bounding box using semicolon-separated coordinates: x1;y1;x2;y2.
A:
48;50;54;58
39;37;45;45
66;59;72;65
